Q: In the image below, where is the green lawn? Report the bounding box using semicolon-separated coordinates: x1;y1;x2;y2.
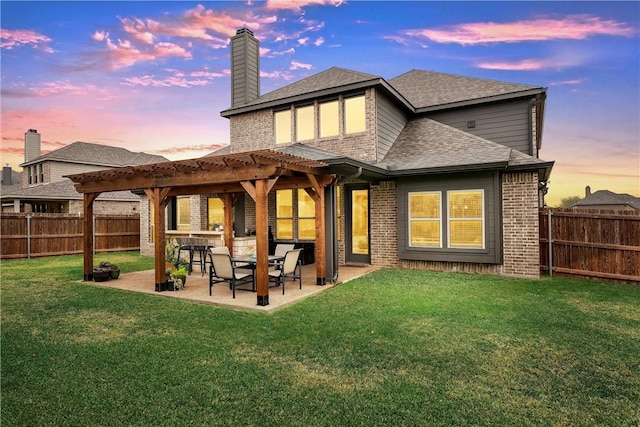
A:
2;252;639;426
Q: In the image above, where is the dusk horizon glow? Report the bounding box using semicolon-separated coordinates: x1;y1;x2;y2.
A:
2;1;638;206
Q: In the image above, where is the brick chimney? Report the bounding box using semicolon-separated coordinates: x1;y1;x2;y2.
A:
585;186;591;197
24;129;41;162
230;28;260;108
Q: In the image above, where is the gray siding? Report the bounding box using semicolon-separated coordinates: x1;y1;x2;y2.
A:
376;91;407;162
231;31;260;108
397;171;501;264
428;99;532;155
50;161;111;183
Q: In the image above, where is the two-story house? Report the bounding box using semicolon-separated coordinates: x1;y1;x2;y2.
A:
1;129;167;214
192;28;552;278
70;27;554;302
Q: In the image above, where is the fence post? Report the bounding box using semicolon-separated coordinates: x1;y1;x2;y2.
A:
547;208;553;277
26;214;31;259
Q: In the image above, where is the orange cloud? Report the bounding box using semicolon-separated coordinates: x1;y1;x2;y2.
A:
1;28;54;52
265;0;344;11
406;15;636;45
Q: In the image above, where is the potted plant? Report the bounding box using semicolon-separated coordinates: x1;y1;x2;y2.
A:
98;261;121;279
169;267;188;290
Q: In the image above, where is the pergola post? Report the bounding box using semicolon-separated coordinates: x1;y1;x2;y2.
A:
145;188;171;291
222;193;234;254
82;193;99;281
255;179;269;306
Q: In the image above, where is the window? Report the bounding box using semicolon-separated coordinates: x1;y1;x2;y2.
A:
296;105;314;141
344;95;366;134
275;110;292;144
319;100;339;138
409;192;441;247
448;190;484;248
176;197;191;231
207;197;224;230
39;164;44;183
276;190;293;239
297;189;315;240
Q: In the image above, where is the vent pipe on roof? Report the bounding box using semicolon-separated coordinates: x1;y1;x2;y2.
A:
24;129;41;163
230;28;260;108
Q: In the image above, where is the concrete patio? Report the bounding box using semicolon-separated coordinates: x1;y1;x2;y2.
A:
88;263;379;313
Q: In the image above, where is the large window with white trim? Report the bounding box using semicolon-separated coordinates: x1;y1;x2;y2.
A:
448;190;484;249
409;191;442;248
275;109;292;144
344;95;366;134
296;105;315;141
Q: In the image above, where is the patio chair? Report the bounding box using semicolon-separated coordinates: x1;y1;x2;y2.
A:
208;246;250;272
268;249;302;295
209;252;254;298
271;243;295;271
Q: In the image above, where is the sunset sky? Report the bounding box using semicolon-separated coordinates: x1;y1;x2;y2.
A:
1;1;638;206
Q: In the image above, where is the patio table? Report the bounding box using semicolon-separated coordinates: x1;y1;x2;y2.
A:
231;255;285;291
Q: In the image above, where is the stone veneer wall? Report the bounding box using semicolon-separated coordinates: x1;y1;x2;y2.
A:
369;173;540;278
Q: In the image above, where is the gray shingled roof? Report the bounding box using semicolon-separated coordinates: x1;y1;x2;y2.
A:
379;117;548;172
573;190;640;210
389;69;541;110
221;67;381;116
20;141;167;168
1;179;139;201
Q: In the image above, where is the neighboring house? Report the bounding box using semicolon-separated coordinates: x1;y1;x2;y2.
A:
140;28;554;278
1;129;167;214
572;186;640;212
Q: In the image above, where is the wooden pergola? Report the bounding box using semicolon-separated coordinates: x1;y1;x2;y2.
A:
66;149;337;306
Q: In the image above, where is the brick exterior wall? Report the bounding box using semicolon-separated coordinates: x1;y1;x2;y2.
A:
228;89;378;163
369;180;399;267
501;171;540;278
68;200;138;216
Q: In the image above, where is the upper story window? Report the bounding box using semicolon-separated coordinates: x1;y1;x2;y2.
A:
274;93;366;144
39;164;44;183
319;100;339;138
296;105;315;141
275;109;292;144
344;95;366;134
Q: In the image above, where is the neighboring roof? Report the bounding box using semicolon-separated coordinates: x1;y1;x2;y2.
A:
20;141;168;168
0;169;24;194
573;190;640;210
0;179;139;201
389;69;544;111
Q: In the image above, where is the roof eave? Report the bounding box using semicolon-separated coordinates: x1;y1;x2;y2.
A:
415;88;547;113
221;78;385;118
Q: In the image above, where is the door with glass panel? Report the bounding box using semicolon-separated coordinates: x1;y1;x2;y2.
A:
345;184;370;264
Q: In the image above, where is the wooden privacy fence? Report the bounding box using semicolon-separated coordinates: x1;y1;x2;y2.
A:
1;213;140;259
539;208;640;284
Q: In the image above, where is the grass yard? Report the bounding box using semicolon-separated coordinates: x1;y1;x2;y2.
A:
1;252;639;426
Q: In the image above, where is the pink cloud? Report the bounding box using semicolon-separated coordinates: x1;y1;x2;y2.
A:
1;28;54;52
313;37;324;47
476;59;550;71
549;79;585;86
265;0;344;11
405;15;636;45
260;70;295;80
30;81;115;99
153;144;225;155
95;32;192;69
290;60;312;70
122;69;226;87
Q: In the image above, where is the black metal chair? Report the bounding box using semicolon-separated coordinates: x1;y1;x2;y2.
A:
268;249;302;294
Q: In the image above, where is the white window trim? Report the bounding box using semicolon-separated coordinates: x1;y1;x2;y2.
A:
408;191;442;248
446;189;485;249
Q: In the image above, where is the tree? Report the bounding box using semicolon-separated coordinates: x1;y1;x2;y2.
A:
559;195;582;208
